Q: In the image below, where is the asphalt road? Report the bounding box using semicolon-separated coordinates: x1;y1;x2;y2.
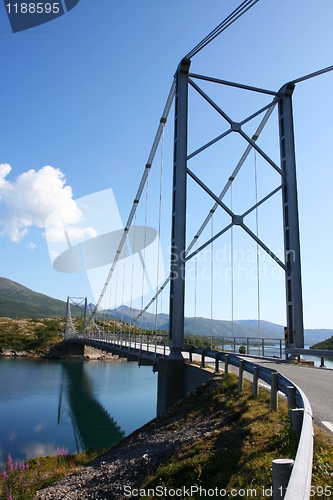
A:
187;350;333;432
249;358;333;433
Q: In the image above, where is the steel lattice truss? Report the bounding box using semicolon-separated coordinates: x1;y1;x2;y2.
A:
168;61;333;356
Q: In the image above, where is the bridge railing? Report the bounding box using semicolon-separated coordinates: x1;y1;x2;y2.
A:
79;330;285;359
183;334;284;358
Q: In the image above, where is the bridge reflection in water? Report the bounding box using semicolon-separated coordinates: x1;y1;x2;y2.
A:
58;362;125;453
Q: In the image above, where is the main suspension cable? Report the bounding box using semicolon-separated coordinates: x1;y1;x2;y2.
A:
91;79;176;317
133;105;276;324
129;210;137;324
129;1;266;327
185;0;259;59
140;174;150;336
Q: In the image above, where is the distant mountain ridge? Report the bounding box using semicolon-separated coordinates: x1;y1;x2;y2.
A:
0;277;66;318
100;305;332;345
1;278;331;345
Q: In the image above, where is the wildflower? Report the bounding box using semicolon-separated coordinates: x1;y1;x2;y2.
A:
7;454;14;471
56;446;68;457
36;461;40;467
5;487;13;500
2;471;8;479
25;463;29;470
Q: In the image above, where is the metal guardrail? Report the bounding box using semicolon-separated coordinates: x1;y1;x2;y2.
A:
284;386;313;500
188;347;313;500
286;347;333;358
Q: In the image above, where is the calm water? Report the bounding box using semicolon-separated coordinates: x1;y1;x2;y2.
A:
221;342;333;368
0;358;157;467
302;348;333;369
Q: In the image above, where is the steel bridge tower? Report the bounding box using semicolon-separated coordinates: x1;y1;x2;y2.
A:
168;59;305;357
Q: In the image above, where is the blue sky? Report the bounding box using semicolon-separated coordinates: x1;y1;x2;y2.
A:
0;0;332;329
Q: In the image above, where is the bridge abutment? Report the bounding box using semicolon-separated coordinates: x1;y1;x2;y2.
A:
63;341;85;356
157;358;218;415
157;359;185;415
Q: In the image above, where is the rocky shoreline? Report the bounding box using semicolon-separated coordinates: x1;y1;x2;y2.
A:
0;347;30;357
0;344;125;362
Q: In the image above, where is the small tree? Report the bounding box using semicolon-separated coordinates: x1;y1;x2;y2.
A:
239;344;246;354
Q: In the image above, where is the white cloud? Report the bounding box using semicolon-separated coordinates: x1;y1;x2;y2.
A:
45;222;98;244
0;164;95;243
34;423;46;432
21;442;58;458
8;431;17;441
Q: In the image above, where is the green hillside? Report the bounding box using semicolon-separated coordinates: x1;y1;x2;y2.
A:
1;278;332;346
311;336;333;350
183;316;283;339
0;277;66;319
106;306;333;344
104;306;284;340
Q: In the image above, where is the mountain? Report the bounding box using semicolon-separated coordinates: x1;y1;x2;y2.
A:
0;277;66;319
305;330;333;347
236;321;333;346
100;306;333;344
1;278;332;344
310;336;333;350
100;306;282;340
98;306;169;331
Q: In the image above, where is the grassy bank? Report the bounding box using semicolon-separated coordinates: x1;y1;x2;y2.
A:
139;377;333;498
0;316;161;357
0;317;65;356
0;449;103;500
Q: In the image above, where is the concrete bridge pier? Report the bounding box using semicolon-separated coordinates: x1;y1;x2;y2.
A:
62;341;85;356
157;358;217;415
157;358;185;415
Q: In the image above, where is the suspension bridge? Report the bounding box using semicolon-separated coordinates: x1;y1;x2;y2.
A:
61;0;333;364
60;2;333;496
60;0;333;413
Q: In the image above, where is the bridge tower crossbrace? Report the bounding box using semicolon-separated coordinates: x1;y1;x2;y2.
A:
168;61;305;357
